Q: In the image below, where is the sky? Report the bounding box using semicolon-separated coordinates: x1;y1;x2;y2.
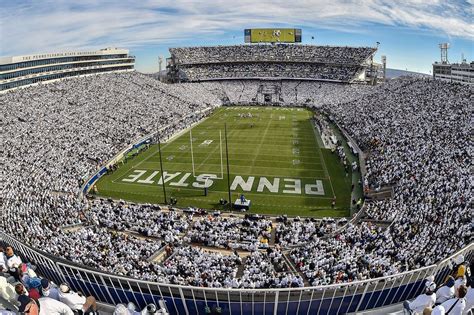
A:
1;0;473;74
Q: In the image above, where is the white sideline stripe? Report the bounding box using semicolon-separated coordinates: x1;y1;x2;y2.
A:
131;163;327;173
138;160;323;166
161;150;322;158
170;142;321;149
103;184;334;200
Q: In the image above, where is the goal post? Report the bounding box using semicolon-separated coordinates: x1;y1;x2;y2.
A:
189;128;224;180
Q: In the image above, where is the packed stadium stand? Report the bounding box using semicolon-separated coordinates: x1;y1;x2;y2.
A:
0;45;472;314
169;45;376;82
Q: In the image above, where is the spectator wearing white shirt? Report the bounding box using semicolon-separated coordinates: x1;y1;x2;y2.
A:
441;285;467;315
38;296;74;315
0;248;7;273
404;281;437;314
432;305;446;315
5;247;22;270
58;283;97;314
464;284;474;315
456;276;468;291
437;277;456;304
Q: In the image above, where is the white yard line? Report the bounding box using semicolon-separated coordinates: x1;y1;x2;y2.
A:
137;160;324;167
103;184;334;199
311;120;336;198
249;116;275;174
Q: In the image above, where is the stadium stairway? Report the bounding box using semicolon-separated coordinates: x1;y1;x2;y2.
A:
236;262;246;278
269;225;277;246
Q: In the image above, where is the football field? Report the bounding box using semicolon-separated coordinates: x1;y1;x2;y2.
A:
95;106;353;217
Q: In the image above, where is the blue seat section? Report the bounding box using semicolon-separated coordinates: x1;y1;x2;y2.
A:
356;290;373;311
317;297;335;315
387;283;409;305
296;300;311;315
187;299;232;315
36;266;62;287
81;279;109;302
286;300;303;314
242;300;255;314
405;280;426;301
399;281;421;302
306;297;321;314
373;288;394;309
169;293;187;315
345;294;363;313
140;292;160;307
264;302;274;314
180;298;276;315
363;290;383;310
276;300;288;315
184;297;199;314
326;296;344;314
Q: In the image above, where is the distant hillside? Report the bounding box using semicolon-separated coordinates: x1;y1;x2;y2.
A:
385;68;430;79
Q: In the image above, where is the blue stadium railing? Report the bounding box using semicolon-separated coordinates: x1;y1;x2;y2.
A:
1;231;472;315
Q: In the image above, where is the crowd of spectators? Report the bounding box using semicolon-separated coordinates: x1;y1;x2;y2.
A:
182;63;362;82
240;247;304;288
285;78;471;286
185;216;272;250
0;70;472;293
89;200;190;241
275;217;345;247
170;45;375;82
170;45;376;65
199;79;374;106
150;246;240;287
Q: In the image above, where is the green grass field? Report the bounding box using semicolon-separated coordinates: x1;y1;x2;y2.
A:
95;106;354;217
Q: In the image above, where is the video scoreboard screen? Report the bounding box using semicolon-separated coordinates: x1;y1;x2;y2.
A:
244;28;302;43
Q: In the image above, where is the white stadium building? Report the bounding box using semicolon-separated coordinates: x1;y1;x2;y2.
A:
0;47;135;92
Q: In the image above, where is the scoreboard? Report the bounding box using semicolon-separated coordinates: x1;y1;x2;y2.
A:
244;28;302;43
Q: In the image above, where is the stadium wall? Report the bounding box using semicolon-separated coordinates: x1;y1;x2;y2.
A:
1;231;471;315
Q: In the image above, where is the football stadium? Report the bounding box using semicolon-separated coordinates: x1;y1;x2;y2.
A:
1;4;473;315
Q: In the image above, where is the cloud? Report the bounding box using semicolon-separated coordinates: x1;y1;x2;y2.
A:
0;0;472;57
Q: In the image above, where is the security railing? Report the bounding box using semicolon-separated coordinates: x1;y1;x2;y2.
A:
1;231;471;315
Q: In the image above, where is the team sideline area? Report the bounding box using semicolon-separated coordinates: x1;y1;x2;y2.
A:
96;106;353;216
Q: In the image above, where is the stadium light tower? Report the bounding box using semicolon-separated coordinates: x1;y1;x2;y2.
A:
439;43;450;64
381;55;387;82
158;56;163;72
